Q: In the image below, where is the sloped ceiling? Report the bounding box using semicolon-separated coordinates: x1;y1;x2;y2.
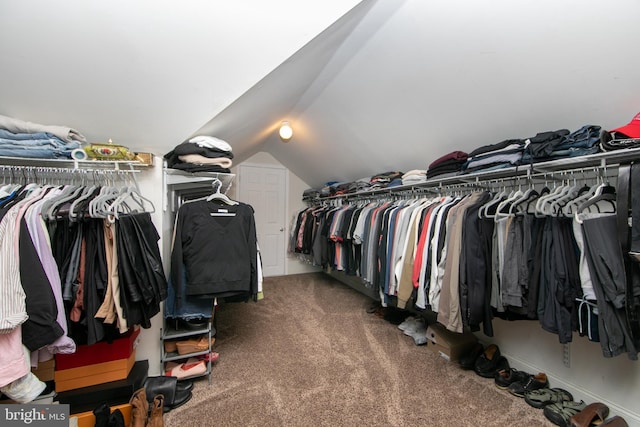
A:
0;0;361;164
1;0;640;190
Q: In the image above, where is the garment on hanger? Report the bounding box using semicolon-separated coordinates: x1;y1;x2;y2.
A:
170;196;259;303
292;158;640;360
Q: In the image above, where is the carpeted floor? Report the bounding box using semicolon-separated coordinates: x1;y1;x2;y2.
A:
164;272;554;426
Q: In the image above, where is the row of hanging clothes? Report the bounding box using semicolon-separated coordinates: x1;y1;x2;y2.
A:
290;164;640;360
0;165;166;402
166;178;263;323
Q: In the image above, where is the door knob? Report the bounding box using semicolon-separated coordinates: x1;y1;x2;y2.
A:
279;228;284;232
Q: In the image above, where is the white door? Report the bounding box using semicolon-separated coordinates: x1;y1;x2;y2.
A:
237;164;287;277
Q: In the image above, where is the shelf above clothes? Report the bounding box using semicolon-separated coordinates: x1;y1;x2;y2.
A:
0;156;149;195
0;155;146;171
162;168;236;212
163;168;235;189
307;147;640;203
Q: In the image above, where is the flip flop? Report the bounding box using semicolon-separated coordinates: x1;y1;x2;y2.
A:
569;402;609;427
544;401;587;427
524;387;574;409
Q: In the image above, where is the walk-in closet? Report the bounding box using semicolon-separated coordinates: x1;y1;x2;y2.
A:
2;1;640;426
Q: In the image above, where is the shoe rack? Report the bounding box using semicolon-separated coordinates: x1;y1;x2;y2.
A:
160;319;213;385
160;169;234;386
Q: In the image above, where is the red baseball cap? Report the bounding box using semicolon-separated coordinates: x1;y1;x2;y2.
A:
611;112;640;138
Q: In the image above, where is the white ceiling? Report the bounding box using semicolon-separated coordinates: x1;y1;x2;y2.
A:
1;0;640;189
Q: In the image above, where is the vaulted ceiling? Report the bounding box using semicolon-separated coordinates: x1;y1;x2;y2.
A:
1;0;639;189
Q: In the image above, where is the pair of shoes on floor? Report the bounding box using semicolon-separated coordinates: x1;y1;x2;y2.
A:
543;400;587;426
400;317;428;345
524;387;573;408
474;344;509;378
508;372;549;397
459;342;484;370
568;402;628;427
164;336;216;355
495;368;530;390
165;358;207;379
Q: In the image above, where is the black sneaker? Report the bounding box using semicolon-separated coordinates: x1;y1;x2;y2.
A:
494;368;530;390
474;344;507;378
508;372;549;397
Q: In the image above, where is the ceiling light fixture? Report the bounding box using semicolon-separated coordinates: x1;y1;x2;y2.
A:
279;121;293;142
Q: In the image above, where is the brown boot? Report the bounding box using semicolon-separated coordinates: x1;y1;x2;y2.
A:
129;387;149;427
147;394;164;427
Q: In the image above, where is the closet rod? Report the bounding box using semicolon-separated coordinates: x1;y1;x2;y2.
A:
0;164;140;187
313;164;620;204
0;164;141;174
0;155;146;171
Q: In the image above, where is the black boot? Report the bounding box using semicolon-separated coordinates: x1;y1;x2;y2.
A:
144;376;192;413
108;409;125;427
93;402;110;427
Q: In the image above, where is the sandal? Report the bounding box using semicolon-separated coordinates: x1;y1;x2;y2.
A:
524;387;574;409
544;401;587;427
569;402;609;427
601;416;629;427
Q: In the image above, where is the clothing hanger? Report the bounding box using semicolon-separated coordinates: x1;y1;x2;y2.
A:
68;184;100;220
40;184;78;220
89;185;121;218
535;177;568;217
548;178;580;215
576;183;616;214
574;181;616;224
478;185;508;219
41;170;91;220
205;178;238;206
509;186;539;215
108;185;156;219
562;179;597;216
495;185;524;219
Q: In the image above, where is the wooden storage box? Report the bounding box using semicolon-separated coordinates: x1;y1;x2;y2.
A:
54;351;136;392
426;323;478;362
55;327;140;370
57;360;148;414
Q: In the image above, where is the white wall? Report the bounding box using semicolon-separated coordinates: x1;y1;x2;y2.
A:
134;158;164;376
232;151;321;276
480;320;640;425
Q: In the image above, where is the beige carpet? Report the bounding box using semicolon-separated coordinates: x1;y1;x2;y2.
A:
164;272;554;427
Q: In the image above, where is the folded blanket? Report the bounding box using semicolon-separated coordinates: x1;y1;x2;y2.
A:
178;154;233;169
0;114;86;143
188;135;232;152
428;151;468;170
